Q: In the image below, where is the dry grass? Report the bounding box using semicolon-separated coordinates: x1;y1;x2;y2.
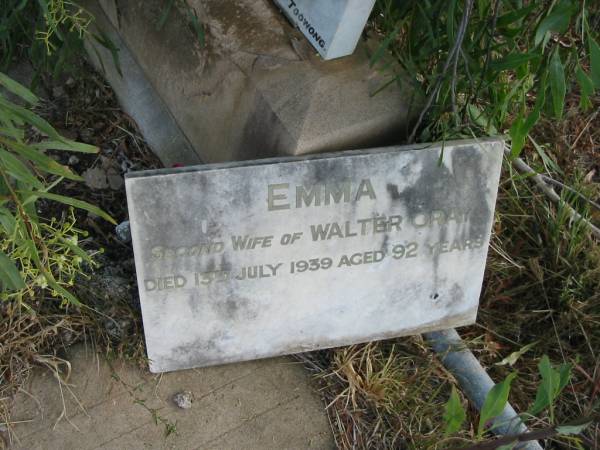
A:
300;98;600;449
299;339;479;449
0;65;156;442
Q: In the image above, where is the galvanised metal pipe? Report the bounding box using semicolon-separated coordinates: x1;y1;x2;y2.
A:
425;328;543;450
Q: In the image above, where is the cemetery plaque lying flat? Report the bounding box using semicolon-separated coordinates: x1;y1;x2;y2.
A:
126;139;503;372
274;0;376;60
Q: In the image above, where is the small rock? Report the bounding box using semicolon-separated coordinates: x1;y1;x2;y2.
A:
80;128;94;142
115;221;131;243
104;317;133;340
584;168;596;183
68;155;80;166
52;86;65;97
83;167;109;189
173;391;193;409
106;168;124;190
60;329;76;346
103;318;121;339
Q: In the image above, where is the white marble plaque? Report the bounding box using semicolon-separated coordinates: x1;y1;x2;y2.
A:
126;139;503;372
274;0;376;60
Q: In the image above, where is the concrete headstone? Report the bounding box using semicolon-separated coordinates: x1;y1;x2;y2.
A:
274;0;376;60
126;139;503;372
83;0;416;165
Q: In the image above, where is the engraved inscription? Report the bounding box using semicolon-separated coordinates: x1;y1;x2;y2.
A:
140;179;483;292
126;139;504;372
267;179;376;211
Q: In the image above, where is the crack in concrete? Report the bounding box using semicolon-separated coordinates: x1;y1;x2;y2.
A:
197;394;302;448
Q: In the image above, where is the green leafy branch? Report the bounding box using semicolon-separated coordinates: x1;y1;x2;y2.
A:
0;72;113;306
371;0;600;154
1;0;93;79
441;354;593;449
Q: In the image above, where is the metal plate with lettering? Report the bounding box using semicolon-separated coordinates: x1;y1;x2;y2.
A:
126;139;503;372
274;0;376;60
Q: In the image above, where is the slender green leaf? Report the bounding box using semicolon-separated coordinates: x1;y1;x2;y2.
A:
589;36;600;88
156;0;175;31
92;31;122;77
32;139;98;154
539;355;558;408
0;100;26;129
496;341;537;367
443;386;466;436
0;207;16;235
525;76;546;132
509;114;526;158
478;373;516;437
490;52;540;72
0;97;61;139
185;8;205;47
370;26;400;68
0;251;25;291
0;174;8;198
2;137;81;180
0;105;26;141
510;85;544;159
528;136;563;175
575;65;594;110
549;49;566;119
0;72;38;105
558;362;572;393
556;421;592;435
534;2;573;47
468;104;498;135
446;0;457;43
529;355;571;415
0;148;44;189
497;4;536;28
16;180;39;226
19;190;116;224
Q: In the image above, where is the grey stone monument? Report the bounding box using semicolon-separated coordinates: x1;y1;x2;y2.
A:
126;138;504;373
274;0;377;59
82;0;419;166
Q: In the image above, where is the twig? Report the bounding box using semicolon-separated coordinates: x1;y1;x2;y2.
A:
470;0;500;104
568;107;600;152
540;174;600;211
451;44;460;126
408;0;474;143
457;417;594;450
461;47;475;88
506;148;600;239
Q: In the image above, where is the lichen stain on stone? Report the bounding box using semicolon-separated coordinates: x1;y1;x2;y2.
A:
201;0;289;56
447;283;464;310
452;147;491;235
380;233;390;253
128;141;503;371
170;330;229;368
185;292;202;315
386;183;401;200
212;295;258;322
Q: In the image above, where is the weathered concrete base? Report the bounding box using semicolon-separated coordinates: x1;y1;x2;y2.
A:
83;8;199;167
82;0;420;165
8;345;333;449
